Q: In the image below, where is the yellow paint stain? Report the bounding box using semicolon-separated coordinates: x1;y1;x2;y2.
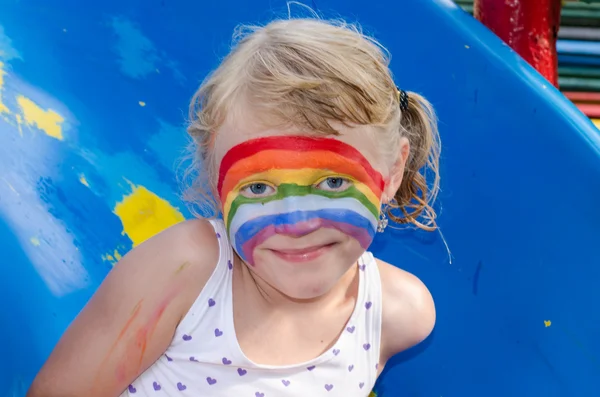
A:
138;101;146;107
79;174;90;187
30;237;41;246
102;249;124;266
0;62;9;114
16;96;64;140
592;119;599;129
544;320;552;327
174;261;190;275
101;253;118;265
114;184;185;247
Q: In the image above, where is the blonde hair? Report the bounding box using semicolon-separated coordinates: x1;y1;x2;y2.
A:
185;16;441;230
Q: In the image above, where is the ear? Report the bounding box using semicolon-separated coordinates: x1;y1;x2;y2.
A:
383;137;410;203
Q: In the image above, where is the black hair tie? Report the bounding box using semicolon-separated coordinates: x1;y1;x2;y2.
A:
397;88;409;111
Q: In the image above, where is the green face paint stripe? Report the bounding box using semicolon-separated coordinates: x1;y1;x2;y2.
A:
226;183;379;231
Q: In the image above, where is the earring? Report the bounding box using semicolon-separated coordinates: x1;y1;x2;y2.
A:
377;210;389;233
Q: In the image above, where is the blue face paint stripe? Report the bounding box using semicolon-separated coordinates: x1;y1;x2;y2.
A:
234;208;377;256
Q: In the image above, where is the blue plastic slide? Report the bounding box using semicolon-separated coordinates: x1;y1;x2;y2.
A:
1;0;599;396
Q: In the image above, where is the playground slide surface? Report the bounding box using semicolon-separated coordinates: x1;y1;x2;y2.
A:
1;0;599;396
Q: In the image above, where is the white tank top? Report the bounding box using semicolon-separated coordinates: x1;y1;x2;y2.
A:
121;219;383;396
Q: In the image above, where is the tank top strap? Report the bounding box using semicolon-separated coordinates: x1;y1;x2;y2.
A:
207;218;234;269
357;250;383;375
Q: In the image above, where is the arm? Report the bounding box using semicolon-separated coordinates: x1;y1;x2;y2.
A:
27;219;220;397
377;259;436;364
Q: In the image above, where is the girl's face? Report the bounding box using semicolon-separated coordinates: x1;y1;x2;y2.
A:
214;116;406;300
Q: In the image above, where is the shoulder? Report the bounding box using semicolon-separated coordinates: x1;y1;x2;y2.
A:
109;218;222;314
375;257;436;361
110;217;220;284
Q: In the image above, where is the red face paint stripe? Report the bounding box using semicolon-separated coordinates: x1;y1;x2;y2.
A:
217;136;384;194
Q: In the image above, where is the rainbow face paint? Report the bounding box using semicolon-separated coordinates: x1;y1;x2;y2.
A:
218;136;385;265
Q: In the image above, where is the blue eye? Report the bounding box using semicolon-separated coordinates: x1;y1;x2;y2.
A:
316;177;351;192
250;184;267;194
240;183;276;198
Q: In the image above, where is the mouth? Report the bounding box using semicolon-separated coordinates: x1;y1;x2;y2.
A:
268;242;339;263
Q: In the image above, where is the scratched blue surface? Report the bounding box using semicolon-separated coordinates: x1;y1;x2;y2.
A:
1;1;599;396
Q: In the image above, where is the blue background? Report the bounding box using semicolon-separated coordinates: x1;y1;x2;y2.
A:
1;0;599;396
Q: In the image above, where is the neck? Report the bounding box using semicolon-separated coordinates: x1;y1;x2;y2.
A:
235;254;359;312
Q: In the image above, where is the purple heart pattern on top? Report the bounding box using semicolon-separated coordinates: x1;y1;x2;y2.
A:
346;326;355;333
128;385;136;393
222;357;232;365
332;349;340;356
365;301;372;310
359;382;365;389
153;382;161;391
282;380;291;387
177;382;187;391
255;393;264;397
208;298;216;307
237;368;247;376
189;356;198;362
216;232;221;238
359;264;366;271
348;364;354;372
214;328;223;337
182;334;192;341
165;354;173;362
207;377;217;385
228;260;233;270
363;343;371;351
307;365;316;371
325;384;334;391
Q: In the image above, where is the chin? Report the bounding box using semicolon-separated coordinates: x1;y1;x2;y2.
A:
279;276;340;300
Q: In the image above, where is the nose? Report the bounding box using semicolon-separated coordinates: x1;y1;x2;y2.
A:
271;196;325;237
274;217;322;237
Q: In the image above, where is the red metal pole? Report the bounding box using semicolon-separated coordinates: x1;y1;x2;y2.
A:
474;0;562;87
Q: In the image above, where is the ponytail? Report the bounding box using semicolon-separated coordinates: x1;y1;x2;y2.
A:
387;91;441;231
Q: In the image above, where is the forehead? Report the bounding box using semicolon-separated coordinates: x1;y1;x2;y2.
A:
213;115;385;174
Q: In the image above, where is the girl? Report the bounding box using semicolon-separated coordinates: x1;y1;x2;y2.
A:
28;15;440;397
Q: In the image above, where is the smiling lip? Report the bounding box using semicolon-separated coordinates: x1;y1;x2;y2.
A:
269;242;338;263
